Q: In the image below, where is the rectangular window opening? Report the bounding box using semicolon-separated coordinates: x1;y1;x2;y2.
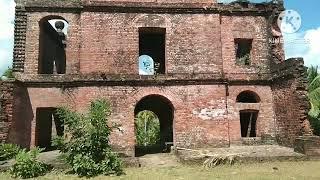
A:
139;27;166;74
240;110;258;137
235;39;252;66
35;108;64;151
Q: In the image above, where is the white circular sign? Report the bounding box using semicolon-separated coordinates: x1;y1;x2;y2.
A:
277;9;302;34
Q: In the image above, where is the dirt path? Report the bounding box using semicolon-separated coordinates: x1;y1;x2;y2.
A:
138;153;180;167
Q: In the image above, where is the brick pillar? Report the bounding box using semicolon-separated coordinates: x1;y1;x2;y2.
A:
0;81;14;142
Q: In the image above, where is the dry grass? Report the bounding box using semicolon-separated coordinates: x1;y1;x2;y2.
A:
1;161;320;180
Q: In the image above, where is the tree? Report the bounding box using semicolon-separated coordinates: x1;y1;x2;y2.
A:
135;110;160;146
53;99;123;177
307;66;320;135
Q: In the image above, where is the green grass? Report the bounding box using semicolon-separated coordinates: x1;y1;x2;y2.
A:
1;161;320;180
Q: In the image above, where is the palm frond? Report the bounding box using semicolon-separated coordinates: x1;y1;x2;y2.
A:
308;75;320;93
308;87;320;118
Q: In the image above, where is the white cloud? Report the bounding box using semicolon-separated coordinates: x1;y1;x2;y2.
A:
0;0;15;75
0;0;15;40
284;28;320;67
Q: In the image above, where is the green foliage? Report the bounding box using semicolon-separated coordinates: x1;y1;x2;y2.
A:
53;99;123;177
135;110;160;146
237;54;251;66
9;148;51;179
2;67;14;79
307;66;320;134
309;116;320;136
0;143;21;161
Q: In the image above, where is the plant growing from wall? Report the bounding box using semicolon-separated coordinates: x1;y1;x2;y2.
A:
53;99;123;177
9;147;51;179
307;66;320;135
237;54;251;66
135;110;160;146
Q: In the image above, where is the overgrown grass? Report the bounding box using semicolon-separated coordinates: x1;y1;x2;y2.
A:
1;161;320;179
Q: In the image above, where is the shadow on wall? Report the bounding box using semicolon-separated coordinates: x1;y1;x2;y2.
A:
8;85;33;148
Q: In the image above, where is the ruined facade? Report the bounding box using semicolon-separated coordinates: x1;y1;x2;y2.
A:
0;0;313;156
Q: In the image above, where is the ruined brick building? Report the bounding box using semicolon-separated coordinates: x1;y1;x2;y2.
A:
0;0;316;156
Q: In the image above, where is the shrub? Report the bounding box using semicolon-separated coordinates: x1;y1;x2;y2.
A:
135;110;160;146
2;67;14;79
309;116;320;136
0;143;21;161
10;148;51;179
53;99;123;177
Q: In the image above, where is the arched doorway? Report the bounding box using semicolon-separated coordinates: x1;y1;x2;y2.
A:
236;91;261;138
38;16;68;74
134;95;174;156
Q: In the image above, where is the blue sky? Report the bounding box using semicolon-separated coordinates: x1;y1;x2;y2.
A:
0;0;319;75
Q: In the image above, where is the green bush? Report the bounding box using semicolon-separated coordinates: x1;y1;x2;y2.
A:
53;99;123;177
135;110;160;146
9;148;51;179
2;67;14;79
0;143;21;161
309;116;320;136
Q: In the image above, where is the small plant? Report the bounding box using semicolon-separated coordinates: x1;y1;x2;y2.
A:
53;99;123;177
237;54;251;66
10;147;51;179
0;143;21;161
2;67;14;79
203;154;240;168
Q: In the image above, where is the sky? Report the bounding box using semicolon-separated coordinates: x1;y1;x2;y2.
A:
0;0;320;75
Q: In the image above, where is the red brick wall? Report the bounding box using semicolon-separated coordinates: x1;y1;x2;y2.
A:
227;85;275;142
24;12;81;75
271;59;311;147
22;12;271;77
79;13;223;74
8;84;276;155
221;15;270;79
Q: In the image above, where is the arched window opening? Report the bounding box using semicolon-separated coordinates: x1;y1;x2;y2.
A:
236;91;261;103
139;27;166;75
39;17;68;74
134;95;173;156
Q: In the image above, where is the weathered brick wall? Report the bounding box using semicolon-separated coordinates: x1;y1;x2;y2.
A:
227;85;275;143
8;83;276;155
271;58;311;147
0;81;14;143
221;15;270;79
23;12;81;75
15;1;277;77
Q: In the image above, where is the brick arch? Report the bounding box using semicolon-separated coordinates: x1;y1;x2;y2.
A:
232;87;265;103
236;90;261;103
39;15;69;26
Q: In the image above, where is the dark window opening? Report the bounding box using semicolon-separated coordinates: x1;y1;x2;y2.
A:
237;91;261;103
35;108;64;151
235;39;252;66
134;95;173;156
240;111;258;137
139;28;166;74
39;18;68;74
